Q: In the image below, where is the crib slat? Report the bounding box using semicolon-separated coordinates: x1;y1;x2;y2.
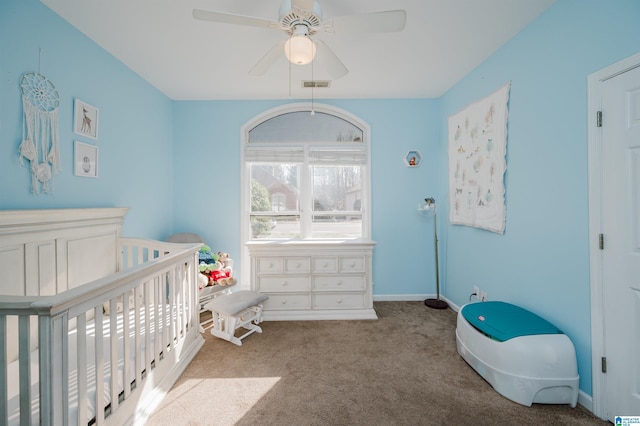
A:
134;286;142;388
109;298;119;414
39;312;68;425
123;291;131;400
127;245;133;270
182;264;189;334
154;276;161;362
145;280;152;370
189;258;198;330
18;316;30;426
163;269;172;351
77;313;88;426
0;315;7;425
137;246;144;266
168;270;175;349
175;267;183;340
94;306;105;424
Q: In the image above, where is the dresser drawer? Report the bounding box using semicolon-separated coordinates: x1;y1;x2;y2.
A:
264;293;311;310
257;257;284;274
313;293;365;309
339;256;365;273
312;257;338;273
285;257;310;273
258;276;310;292
313;275;364;291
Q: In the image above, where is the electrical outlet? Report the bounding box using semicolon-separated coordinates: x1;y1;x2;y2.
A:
480;291;488;301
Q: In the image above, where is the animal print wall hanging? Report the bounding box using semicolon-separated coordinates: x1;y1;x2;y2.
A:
448;82;510;234
18;72;60;194
73;99;99;140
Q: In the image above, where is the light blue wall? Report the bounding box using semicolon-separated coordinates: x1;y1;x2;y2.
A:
440;0;640;395
0;0;174;238
172;98;441;297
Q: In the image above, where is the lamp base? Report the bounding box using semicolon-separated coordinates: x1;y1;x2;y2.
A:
424;298;448;310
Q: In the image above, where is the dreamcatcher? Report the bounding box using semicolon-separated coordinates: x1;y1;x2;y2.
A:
18;72;60;194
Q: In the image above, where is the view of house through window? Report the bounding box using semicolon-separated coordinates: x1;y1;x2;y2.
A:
244;105;369;240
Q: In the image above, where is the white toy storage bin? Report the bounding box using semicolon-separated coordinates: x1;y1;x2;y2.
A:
455;302;579;407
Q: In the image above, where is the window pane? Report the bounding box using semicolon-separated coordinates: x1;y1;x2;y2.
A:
251;215;301;239
249;111;363;143
311;215;362;239
250;164;300;213
312;165;362;238
312;165;361;212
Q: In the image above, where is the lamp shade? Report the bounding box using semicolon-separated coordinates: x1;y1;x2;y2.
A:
418;197;436;217
284;35;316;65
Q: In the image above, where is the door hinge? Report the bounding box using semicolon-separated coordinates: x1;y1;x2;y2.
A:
597;110;603;127
602;356;607;373
599;233;604;250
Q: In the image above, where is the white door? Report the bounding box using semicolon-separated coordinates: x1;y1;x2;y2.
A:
601;64;640;421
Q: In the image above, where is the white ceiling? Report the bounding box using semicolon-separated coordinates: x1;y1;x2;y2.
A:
41;0;555;101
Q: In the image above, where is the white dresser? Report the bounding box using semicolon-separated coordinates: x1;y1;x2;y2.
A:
246;240;377;320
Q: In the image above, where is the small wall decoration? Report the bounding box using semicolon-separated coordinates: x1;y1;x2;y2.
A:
74;141;98;178
448;82;511;234
404;150;422;167
73;99;99;140
18;72;60;194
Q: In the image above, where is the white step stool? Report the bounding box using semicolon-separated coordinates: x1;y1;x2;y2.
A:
204;290;269;346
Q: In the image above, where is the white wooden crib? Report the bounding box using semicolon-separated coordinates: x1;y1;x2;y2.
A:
0;208;205;425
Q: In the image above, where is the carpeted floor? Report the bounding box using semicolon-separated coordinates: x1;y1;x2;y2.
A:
147;301;610;425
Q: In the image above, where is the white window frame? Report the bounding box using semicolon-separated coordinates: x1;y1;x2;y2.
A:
239;103;372;287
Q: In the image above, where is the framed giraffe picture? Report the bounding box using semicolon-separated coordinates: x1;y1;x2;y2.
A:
73;98;99;140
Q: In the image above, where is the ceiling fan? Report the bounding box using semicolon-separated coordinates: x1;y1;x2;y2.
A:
193;0;406;79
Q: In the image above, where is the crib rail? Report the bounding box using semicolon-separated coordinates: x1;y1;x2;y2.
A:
0;239;202;425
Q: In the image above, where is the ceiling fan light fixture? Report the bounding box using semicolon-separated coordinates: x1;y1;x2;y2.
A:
284;33;316;65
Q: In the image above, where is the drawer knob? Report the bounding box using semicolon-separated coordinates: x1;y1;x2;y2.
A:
296;262;301;268
268;263;274;268
350;262;356;267
281;281;287;286
337;280;342;286
337;298;342;304
281;299;287;304
323;262;328;267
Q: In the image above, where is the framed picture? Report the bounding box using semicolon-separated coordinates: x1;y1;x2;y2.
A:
73;99;99;140
404;150;423;167
74;141;98;178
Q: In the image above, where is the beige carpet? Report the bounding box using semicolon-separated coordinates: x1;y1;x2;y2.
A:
147;301;609;426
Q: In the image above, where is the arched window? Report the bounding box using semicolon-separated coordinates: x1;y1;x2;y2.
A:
241;103;370;241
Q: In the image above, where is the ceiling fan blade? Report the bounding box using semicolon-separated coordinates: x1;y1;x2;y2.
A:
249;41;287;76
325;10;407;34
193;9;279;30
314;40;348;79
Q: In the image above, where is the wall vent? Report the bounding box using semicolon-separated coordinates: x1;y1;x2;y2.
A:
302;80;331;88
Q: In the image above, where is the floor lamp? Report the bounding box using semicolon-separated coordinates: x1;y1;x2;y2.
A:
419;197;448;310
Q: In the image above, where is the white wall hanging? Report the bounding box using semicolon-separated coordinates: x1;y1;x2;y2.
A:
448;82;510;234
18;72;60;194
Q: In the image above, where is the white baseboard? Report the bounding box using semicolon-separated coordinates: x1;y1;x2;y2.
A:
373;293;428;302
577;390;593;413
373;294;460;312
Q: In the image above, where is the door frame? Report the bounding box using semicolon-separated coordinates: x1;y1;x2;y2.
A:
588;51;640;420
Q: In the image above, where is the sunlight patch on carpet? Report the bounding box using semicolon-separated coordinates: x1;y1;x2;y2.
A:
163;377;281;424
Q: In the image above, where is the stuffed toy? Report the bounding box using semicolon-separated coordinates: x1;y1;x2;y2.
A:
199;245;219;265
197;247;236;286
